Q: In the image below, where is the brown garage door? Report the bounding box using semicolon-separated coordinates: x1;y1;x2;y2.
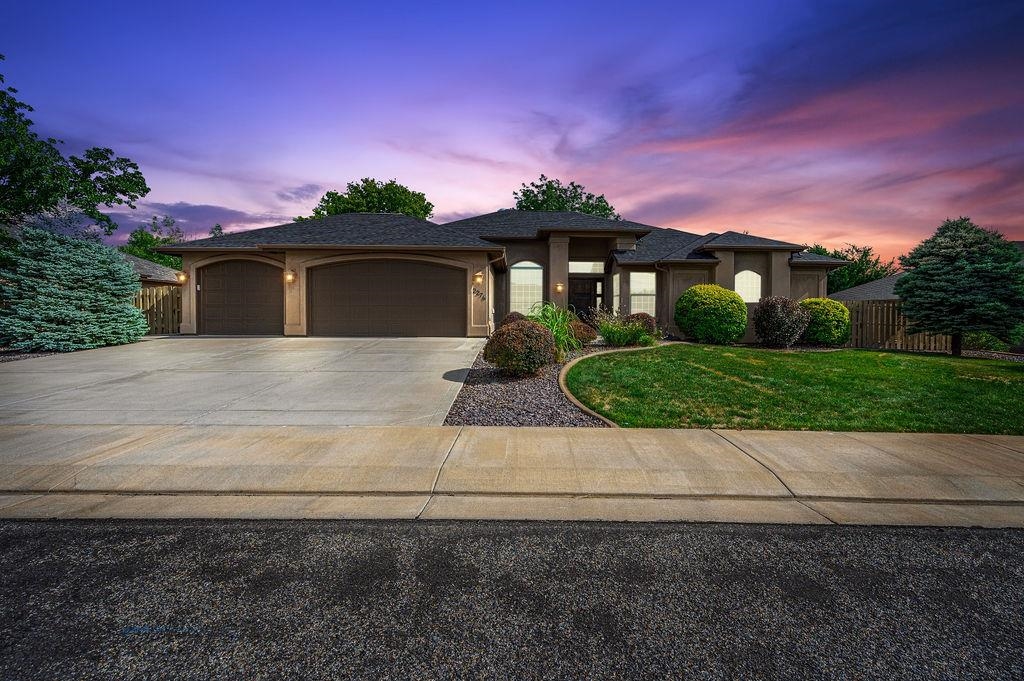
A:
308;260;466;336
198;260;284;334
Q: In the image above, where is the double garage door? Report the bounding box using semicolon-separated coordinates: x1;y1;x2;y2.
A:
197;259;466;337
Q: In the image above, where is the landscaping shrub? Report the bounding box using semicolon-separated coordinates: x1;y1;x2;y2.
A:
599;319;657;347
0;228;149;352
674;284;747;344
482;319;556;376
569;319;598;344
497;311;526;328
965;324;1024;352
527;302;581;361
752;296;810;348
799;298;851;346
624;312;657;336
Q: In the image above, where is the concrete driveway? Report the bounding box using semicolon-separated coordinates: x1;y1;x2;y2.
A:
0;337;485;426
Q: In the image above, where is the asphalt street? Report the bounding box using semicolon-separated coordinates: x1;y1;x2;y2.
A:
1;520;1021;680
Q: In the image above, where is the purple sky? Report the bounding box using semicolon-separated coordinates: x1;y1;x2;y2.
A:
3;1;1023;258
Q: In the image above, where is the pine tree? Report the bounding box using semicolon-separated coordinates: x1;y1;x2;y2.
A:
0;227;149;351
895;217;1024;356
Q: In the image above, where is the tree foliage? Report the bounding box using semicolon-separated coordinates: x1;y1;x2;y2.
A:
0;227;149;351
118;215;183;269
0;56;149;234
806;243;899;294
296;178;433;220
513;174;620;219
208;223;224;237
895;217;1024;356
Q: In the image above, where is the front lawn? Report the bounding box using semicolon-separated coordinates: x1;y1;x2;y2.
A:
564;344;1024;433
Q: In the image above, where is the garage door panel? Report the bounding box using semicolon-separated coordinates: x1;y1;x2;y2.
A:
308;261;466;337
199;260;284;335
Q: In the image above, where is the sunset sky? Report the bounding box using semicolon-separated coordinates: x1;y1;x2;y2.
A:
3;1;1022;258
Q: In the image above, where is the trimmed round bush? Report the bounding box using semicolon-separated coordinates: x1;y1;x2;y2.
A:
483;319;556;376
674;284;748;344
569;319;598;344
753;296;810;348
624;312;657;336
496;311;527;328
799;298;851;346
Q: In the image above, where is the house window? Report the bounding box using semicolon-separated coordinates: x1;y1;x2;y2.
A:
612;273;621;313
629;272;657;316
569;261;604;274
509;261;544;314
735;270;762;303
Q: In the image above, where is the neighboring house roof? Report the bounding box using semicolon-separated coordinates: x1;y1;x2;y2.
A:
790;252;850;266
829;273;905;301
120;252;181;285
162;213;498;252
443;210;656;239
1014;240;1024;253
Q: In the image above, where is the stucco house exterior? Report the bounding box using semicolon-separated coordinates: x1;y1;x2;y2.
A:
162;210;847;338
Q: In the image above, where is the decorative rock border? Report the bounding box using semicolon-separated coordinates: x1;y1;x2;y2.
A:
557;341;684;429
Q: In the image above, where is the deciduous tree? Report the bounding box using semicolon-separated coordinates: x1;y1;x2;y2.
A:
119;215;183;269
513;175;620;219
0;56;149;234
806;243;899;294
296;178;433;220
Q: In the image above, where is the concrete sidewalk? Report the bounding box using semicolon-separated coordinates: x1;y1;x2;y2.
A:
1;424;1023;526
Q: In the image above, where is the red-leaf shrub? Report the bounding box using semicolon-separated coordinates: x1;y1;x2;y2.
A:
483;319;556;376
752;297;809;348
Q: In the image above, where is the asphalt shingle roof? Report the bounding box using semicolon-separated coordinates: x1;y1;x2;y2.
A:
614;226;705;264
120;252;181;284
443;210;656;239
702;231;804;249
790;252;850;265
164;213;497;251
829;273;904;301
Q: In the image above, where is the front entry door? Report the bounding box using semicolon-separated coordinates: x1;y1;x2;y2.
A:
568;278;598;317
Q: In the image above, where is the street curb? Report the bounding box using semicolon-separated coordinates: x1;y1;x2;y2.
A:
557;342;684;428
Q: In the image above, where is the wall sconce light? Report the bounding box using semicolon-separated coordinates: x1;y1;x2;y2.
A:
284;269;297;284
554;282;565;293
473;271;484;285
176;272;188;284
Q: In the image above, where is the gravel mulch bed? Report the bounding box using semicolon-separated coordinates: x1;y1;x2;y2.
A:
964;349;1024;362
445;346;608;427
0;349;56;363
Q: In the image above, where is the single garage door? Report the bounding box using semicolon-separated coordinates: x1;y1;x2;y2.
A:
308;260;466;336
198;260;284;334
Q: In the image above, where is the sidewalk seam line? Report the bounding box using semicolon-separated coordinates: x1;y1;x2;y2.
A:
417;425;462;519
711;430;835;524
965;433;1024;456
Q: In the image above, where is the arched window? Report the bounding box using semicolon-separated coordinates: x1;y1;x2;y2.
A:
734;270;762;303
509;261;544;314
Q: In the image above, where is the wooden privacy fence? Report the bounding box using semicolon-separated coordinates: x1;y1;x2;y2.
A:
842;300;951;353
133;285;181;335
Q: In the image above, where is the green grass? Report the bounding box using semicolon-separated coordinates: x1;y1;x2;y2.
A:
564;344;1024;433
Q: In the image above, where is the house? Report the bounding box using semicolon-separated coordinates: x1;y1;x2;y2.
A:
120;253;183;288
829;273;904;301
161;210;848;338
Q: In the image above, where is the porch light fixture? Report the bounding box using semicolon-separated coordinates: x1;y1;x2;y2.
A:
284;269;296;284
473;271;484;285
175;271;188;284
554;282;565;293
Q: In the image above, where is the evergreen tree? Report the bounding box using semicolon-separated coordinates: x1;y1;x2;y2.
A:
895;217;1024;356
0;228;149;351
